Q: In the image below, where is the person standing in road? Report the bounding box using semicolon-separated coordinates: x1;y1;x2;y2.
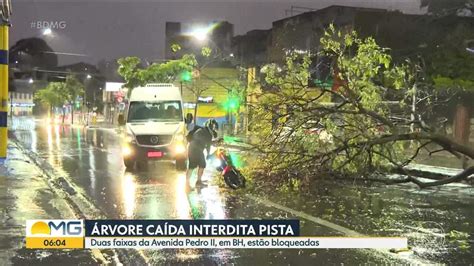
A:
186;119;218;190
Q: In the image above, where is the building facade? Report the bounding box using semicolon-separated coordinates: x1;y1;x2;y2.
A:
9;90;34;116
232;29;272;67
180;67;240;133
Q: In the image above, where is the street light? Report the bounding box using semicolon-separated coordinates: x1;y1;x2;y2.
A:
86;74;92;79
28;78;34;84
189;26;210;41
42;28;52;36
187;23;219;42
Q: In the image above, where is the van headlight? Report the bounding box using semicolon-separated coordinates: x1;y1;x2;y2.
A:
122;145;133;156
173;127;186;153
175;143;186;154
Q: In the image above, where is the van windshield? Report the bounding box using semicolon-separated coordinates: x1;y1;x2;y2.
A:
128;101;183;122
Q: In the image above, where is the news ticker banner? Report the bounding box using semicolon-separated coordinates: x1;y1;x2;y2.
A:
26;219;407;249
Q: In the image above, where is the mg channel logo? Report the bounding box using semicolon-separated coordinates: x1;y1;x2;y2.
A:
26;220;84;249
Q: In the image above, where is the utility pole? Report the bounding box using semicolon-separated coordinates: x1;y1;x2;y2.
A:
9;92;12;118
0;1;12;162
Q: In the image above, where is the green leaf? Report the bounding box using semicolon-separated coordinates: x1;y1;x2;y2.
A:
171;44;181;53
201;47;212;57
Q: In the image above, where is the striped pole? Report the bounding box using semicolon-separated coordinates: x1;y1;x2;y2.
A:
0;23;9;160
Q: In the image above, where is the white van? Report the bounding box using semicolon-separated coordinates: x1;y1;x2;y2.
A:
120;83;188;170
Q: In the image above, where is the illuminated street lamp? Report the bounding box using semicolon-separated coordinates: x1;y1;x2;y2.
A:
86;74;92;79
189;26;210;41
188;23;219;42
28;78;34;84
42;28;52;36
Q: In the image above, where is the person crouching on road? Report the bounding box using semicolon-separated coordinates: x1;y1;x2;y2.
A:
186;119;218;190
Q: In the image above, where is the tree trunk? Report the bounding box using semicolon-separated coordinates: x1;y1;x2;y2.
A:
194;97;199;125
453;103;471;168
50;105;54;123
228;110;233;135
62;108;65;124
453;103;470;145
71;103;74;125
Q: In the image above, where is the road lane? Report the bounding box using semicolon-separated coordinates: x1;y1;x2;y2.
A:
11;117;415;264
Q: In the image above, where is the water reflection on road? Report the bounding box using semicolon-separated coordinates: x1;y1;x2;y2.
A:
11;117;472;264
12;117;228;222
11;117;236;262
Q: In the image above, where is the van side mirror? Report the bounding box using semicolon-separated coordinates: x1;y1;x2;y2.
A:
118;114;125;125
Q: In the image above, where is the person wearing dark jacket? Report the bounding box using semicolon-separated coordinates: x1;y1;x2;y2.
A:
186;119;218;189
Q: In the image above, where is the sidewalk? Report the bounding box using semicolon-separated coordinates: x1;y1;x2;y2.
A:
0;141;99;265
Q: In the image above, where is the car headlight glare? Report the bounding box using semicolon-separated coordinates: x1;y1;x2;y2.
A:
175;143;186;154
122;145;133;156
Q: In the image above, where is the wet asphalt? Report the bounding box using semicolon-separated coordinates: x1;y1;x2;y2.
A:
9;117;474;265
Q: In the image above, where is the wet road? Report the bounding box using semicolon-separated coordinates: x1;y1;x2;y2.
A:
10;117;473;264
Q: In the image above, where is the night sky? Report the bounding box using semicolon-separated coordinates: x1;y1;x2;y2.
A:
11;0;426;65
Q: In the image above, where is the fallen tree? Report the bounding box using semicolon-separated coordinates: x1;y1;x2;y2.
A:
247;25;473;188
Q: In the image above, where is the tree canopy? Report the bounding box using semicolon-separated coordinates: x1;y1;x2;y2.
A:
247;25;474;188
35;82;65;109
117;52;198;91
34;75;84;124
